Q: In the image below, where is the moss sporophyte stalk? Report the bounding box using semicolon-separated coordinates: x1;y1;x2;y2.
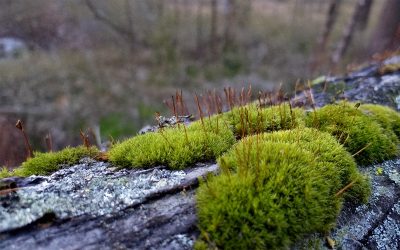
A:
2;101;400;249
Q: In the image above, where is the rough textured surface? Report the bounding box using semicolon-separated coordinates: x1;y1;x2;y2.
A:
2;158;400;249
334;159;400;250
0;160;217;249
295;159;400;250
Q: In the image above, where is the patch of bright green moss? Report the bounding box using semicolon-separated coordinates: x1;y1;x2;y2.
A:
0;167;13;179
108;103;306;170
186;113;234;142
220;128;370;203
6;146;100;177
306;102;399;165
359;103;400;139
227;102;306;138
108;115;235;169
197;142;342;249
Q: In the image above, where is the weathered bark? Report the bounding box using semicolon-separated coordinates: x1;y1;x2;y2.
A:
369;0;400;54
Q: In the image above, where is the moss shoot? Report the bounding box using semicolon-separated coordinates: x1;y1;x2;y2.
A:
306;102;399;165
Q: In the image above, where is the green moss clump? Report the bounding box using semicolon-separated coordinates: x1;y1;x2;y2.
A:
108;103;306;170
306;102;399;165
0;167;13;179
9;146;100;177
197;142;342;249
227;102;305;138
108;115;235;169
186;113;234;143
359;103;400;139
221;128;370;203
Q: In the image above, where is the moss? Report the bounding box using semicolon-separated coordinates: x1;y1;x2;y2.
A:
9;146;100;177
193;240;209;250
197;142;342;249
108;115;235;169
379;63;400;74
227;102;306;138
220;128;370;203
186;113;234;143
108;103;306;170
359;103;400;139
306;102;399;166
0;167;13;179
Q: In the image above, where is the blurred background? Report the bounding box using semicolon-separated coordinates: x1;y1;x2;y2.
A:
1;0;399;167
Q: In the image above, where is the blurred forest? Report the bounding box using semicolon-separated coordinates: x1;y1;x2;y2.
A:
0;0;399;167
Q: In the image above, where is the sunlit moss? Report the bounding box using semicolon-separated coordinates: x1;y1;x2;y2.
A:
197;142;342;249
306;102;399;165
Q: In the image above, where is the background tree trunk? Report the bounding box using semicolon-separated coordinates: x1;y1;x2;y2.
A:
356;0;373;31
209;0;218;57
369;0;400;54
319;0;342;50
309;0;342;72
223;0;237;51
196;0;203;54
331;0;369;64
